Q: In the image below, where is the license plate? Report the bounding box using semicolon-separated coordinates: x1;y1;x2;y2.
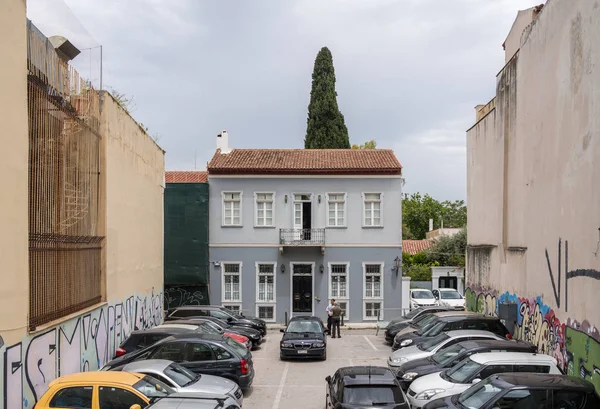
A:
297;350;308;354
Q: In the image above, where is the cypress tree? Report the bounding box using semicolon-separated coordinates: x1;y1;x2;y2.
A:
304;47;350;149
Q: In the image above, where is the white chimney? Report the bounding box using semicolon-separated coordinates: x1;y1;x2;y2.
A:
217;130;231;154
429;218;433;232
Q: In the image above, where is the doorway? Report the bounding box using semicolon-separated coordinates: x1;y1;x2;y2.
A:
439;276;458;290
291;263;313;314
293;194;312;240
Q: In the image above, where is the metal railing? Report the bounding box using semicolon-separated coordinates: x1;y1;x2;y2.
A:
279;228;325;245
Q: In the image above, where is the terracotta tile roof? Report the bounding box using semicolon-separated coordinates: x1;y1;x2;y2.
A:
165;171;208;183
402;240;433;255
207;149;402;175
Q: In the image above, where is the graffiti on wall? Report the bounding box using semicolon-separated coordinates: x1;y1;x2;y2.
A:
1;288;163;409
164;285;208;310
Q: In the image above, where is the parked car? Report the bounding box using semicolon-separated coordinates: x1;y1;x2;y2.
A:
326;366;409;408
407;352;562;408
33;371;236;409
162;317;263;347
156;323;251;350
166;306;267;336
102;333;255;389
395;339;537;390
280;316;327;360
147;394;240;409
422;373;600;409
392;312;511;350
390;311;475;347
432;289;466;310
388;330;506;372
410;289;438;310
385;308;452;344
114;324;251;358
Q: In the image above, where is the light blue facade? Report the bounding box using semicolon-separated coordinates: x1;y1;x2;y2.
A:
208;175;403;323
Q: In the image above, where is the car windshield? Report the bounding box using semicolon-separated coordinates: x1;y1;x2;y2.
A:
441;290;463;299
133;375;174;397
418;319;445;336
412;290;434;299
165;363;198;387
417;333;450;352
286;320;322;334
198;323;220;335
403;308;422;319
432;344;467;365
225;336;249;356
343;386;406;405
445;357;483;384
415;316;438;333
457;379;503;408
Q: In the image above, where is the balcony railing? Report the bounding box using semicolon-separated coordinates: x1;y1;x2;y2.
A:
279;228;325;246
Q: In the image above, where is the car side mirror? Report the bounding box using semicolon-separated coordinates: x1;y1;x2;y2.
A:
472;378;481;384
280;329;285;333
227;317;234;322
130;405;142;409
325;375;332;383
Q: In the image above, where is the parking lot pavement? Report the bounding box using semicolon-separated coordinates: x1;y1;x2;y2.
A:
244;329;392;409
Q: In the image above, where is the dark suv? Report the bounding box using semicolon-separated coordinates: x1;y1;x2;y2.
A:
326;366;409;408
395;339;537;390
102;333;255;389
166;306;267;336
423;373;600;409
385;307;452;344
114;326;196;358
393;312;510;350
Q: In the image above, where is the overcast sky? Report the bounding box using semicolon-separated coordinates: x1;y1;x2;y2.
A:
27;0;544;202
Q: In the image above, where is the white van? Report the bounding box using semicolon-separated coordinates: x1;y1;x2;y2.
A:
406;352;561;408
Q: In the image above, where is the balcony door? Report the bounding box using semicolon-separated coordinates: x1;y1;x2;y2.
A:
293;194;312;240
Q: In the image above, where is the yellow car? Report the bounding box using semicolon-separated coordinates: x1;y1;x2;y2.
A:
35;371;172;409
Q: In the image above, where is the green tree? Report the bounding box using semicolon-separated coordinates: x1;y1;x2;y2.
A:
304;47;350;149
352;140;376;149
402;193;467;239
426;229;467;267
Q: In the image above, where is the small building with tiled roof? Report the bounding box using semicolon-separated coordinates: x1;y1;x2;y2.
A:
208;131;405;323
165;170;208;183
402;239;433;255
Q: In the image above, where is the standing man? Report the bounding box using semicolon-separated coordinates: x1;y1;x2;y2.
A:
331;302;343;338
326;299;335;334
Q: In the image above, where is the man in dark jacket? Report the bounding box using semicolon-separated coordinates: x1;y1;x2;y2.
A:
326;299;335;334
331;302;343;338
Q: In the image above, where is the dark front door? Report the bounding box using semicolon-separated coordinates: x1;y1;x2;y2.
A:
292;264;312;313
439;276;458;289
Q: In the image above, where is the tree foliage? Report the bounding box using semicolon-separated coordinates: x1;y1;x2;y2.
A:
425;229;467;267
402;192;467;240
352;140;377;149
304;47;350;149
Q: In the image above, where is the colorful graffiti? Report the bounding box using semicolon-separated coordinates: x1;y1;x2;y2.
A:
466;286;599;392
1;288;163;409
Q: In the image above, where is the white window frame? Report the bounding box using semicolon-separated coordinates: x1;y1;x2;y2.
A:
328;262;350;321
326;193;347;228
221;191;243;227
362;192;383;228
222;303;242;313
221;262;242;303
362;262;384;320
255;304;276;323
255;262;277;303
254;192;275;228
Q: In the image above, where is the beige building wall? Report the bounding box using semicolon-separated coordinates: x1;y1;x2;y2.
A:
466;0;600;391
102;93;165;301
503;6;539;63
0;0;29;346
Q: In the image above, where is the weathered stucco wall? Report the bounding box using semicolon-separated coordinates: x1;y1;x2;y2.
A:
0;92;166;409
0;0;29;346
467;0;600;392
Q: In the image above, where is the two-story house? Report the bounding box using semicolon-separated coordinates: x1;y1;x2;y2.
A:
208;132;403;323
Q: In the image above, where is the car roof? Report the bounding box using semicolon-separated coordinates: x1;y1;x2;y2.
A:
155;324;199;331
453;339;535;350
130;327;193;335
337;366;397;386
122;359;172;372
444;330;504;338
492;373;595;390
160;333;226;343
49;371;145;387
433;311;483;318
172;306;220;311
469;352;556;364
289;316;322;321
438;288;461;292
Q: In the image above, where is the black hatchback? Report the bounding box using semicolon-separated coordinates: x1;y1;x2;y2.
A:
385;307;452;344
101;333;255;389
166;306;267;336
393;313;511;350
395;339;537;390
280;316;327;360
326;366;409;408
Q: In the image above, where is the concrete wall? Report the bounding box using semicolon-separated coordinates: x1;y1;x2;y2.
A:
503;7;536;63
466;0;600;392
0;0;29;346
0;92;166;409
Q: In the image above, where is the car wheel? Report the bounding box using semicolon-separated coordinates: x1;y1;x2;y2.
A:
280;354;285;361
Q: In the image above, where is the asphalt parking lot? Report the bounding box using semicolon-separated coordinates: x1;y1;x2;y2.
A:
244;329;391;409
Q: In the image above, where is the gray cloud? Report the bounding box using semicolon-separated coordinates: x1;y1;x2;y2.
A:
27;0;543;201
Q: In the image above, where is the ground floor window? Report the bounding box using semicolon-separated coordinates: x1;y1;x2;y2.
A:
222;263;242;302
222;304;241;314
256;304;276;322
337;300;349;319
364;301;382;320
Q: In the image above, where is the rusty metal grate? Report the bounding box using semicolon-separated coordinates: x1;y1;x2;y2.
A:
27;30;104;330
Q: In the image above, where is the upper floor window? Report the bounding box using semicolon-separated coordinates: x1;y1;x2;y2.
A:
255;193;274;227
222;192;242;226
363;193;382;227
327;193;346;227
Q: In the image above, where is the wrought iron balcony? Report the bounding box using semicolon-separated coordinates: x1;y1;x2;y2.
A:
279;228;325;246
